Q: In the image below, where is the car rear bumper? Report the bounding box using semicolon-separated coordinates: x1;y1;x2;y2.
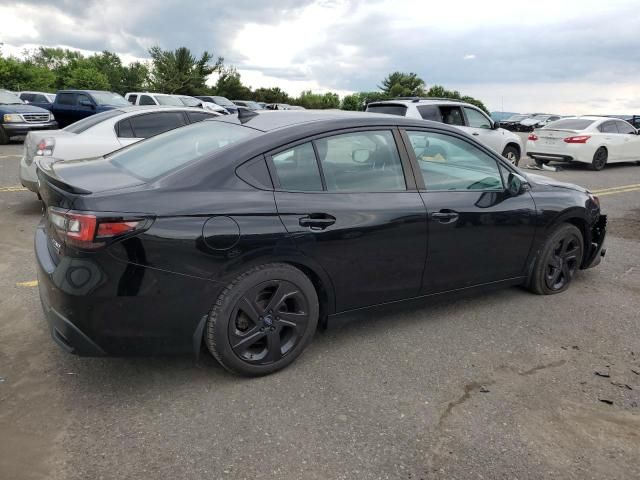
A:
20;155;39;192
3;121;58;136
528;152;575;162
583;214;607;269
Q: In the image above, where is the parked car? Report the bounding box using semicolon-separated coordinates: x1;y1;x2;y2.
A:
499;114;532;131
527;116;640;170
124;92;183;107
265;103;292;110
518;114;562;132
18;91;56;109
51;90;130;128
35;110;606;376
233;100;264;110
366;98;524;165
195;95;239;114
604;115;640;129
0;89;58;144
175;95;228;114
20;106;219;193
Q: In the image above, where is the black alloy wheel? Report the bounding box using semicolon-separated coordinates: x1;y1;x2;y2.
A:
206;263;319;376
591;147;608;171
528;223;584;295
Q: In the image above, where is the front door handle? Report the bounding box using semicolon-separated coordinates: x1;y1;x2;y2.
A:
431;211;459;224
472;132;480;136
299;214;336;230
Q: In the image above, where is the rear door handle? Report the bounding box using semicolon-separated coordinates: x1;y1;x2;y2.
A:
299;214;336;230
472;132;480;136
431;211;459;223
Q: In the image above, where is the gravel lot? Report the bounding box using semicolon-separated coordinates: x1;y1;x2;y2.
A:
1;140;639;480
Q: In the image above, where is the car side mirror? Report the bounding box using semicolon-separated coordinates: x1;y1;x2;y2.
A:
79;100;94;109
506;172;529;196
491;120;499;130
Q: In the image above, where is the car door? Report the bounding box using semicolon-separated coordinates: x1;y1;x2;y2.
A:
402;128;537;293
115;111;188;146
614;120;640;160
457;106;505;154
53;92;76;127
598;121;626;161
270;128;428;312
74;93;96;122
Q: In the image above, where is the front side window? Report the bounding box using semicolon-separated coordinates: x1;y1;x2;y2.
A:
272;143;323;192
599;122;618;133
615;121;636;134
56;93;75;105
128;112;187;138
464;107;492;129
406;130;503;191
315;130;406;192
440;106;465;126
76;93;93;107
417;105;442;122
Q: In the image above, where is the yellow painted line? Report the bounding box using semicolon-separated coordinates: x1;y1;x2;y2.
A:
16;280;38;287
596;186;640;196
592;183;640;194
0;186;27;192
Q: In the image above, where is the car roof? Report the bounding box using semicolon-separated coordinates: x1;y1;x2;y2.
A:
211;109;458;132
368;98;477;108
56;90;117;94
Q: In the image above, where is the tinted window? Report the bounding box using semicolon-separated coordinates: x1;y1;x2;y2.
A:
464;107;492;129
91;92;129;106
139;95;156;106
315;131;406;192
406;131;503;191
187;111;215;123
64;109;124;133
272;143;323;192
615;121;636;134
20;93;35;102
109;121;260;180
116;119;135;138
544;119;594;130
34;94;49;103
129;112;187;138
127;95;138;104
365;104;408;116
56;93;75;105
155;95;184;106
417;105;442;122
599;122;618;133
440;106;465;126
76;93;93;107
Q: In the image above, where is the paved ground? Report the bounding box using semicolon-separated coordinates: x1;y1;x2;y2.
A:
0;140;639;480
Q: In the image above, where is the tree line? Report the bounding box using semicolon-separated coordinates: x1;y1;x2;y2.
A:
0;45;487;112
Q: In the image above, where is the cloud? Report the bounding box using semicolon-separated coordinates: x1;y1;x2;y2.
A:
463;54;476;60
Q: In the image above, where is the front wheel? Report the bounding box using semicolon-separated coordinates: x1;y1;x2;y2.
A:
527;223;584;295
502;145;520;166
206;263;319;376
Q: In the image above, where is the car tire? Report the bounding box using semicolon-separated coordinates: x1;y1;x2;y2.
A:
527;223;584;295
205;263;319;376
533;157;549;167
502;145;520;166
590;147;607;171
0;127;9;145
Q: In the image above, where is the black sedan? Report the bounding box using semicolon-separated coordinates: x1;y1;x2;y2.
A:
35;110;607;376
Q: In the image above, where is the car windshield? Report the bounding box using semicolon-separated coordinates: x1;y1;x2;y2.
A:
0;90;24;105
91;92;130;106
156;95;184;106
366;104;408;116
64;109;125;134
543;119;595;130
45;94;56;102
506;114;527;121
212;96;235;106
180;97;201;107
109;120;261;180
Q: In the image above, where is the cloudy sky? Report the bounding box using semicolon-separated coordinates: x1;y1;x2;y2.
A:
1;0;639;114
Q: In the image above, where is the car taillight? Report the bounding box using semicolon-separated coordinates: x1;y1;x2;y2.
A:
48;207;148;249
563;135;590;144
528;133;538;141
37;137;55;156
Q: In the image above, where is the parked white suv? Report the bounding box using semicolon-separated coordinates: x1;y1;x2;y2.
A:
366;98;524;165
125;92;227;114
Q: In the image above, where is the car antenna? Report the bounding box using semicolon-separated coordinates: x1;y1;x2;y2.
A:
237;107;259;124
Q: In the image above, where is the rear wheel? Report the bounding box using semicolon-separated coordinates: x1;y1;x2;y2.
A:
528;223;584;295
502;145;520;166
590;147;607;171
206;263;319;376
0;127;9;145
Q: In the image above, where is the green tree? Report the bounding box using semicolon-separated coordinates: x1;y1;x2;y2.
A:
214;66;252;99
149;46;222;95
62;66;110;90
341;91;390;111
379;71;425;97
293;90;340;109
252;87;290;104
426;84;489;113
0;55;55;91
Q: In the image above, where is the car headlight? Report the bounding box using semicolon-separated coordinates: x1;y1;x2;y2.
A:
49;113;55;121
3;114;22;123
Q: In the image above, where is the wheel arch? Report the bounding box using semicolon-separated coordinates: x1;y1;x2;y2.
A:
545;208;592;267
504;141;521;157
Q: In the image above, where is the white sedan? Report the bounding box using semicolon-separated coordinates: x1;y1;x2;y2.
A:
20;106;220;193
527;116;640;170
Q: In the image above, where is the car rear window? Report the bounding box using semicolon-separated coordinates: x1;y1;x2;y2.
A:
544;119;594;130
365;104;408;116
108;120;260;180
64;109;124;133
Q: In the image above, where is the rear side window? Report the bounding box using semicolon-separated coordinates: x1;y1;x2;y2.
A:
127;95;138;104
440;106;465;126
116;119;135;138
417;105;442;122
599;122;618;133
109;120;260;180
64;109;124;133
139;95;156;106
56;93;75;105
272;143;323;192
544;119;594;130
187;111;215;123
128;112;187;138
365;104;408;116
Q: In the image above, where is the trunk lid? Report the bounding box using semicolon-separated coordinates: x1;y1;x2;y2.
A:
533;128;583;149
